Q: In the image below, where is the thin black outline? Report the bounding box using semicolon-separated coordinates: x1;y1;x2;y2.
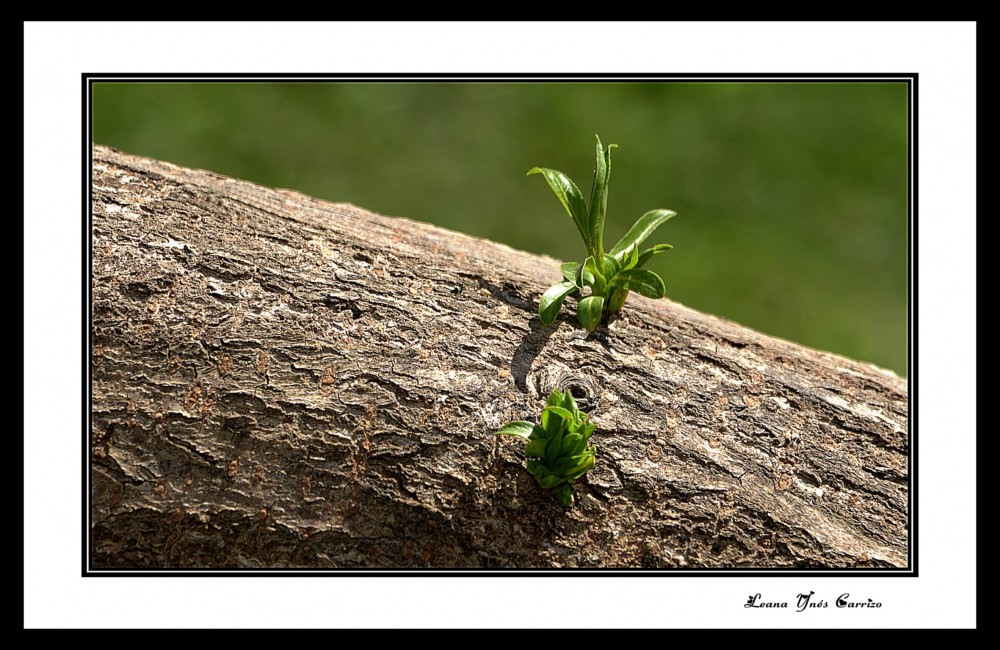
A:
83;73;916;576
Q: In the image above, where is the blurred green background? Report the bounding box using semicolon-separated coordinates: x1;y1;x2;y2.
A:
92;82;909;375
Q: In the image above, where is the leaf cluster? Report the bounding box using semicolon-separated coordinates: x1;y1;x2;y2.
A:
494;390;596;506
530;135;676;331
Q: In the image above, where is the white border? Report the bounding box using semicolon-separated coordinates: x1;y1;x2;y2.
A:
25;21;975;628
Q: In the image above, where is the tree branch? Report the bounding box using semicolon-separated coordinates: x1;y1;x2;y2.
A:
90;145;908;569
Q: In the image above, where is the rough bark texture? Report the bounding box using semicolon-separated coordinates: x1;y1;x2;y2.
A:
90;145;909;570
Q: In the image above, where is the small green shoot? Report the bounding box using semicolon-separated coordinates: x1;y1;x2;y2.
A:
529;135;676;331
495;389;596;506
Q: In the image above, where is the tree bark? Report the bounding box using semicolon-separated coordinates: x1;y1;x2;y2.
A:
89;145;909;570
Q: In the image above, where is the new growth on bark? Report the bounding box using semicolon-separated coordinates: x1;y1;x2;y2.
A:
90;145;909;569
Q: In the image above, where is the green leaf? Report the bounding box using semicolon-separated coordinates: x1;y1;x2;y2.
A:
541;406;573;436
608;209;676;259
587;136;616;258
545;430;564;459
524;439;547;457
524;438;547;458
551;455;581;477
560;433;583;457
570;452;588;465
626;244;639;269
577;295;605;331
563;449;594;472
554;484;574;506
560;262;582;286
563;455;595;481
546;390;565;409
538;281;577;325
613;243;640;270
602;254;620;278
537;472;564;490
635;243;673;268
495;421;535;439
607;287;629;314
528;462;562;488
542;405;573;421
527;167;590;248
561;391;580;421
581;256;606;294
610;269;666;299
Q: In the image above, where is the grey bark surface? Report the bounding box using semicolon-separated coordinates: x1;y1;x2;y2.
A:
90;145;909;569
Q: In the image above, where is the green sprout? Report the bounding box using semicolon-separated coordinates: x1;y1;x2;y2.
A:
495;389;596;506
529;135;677;331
